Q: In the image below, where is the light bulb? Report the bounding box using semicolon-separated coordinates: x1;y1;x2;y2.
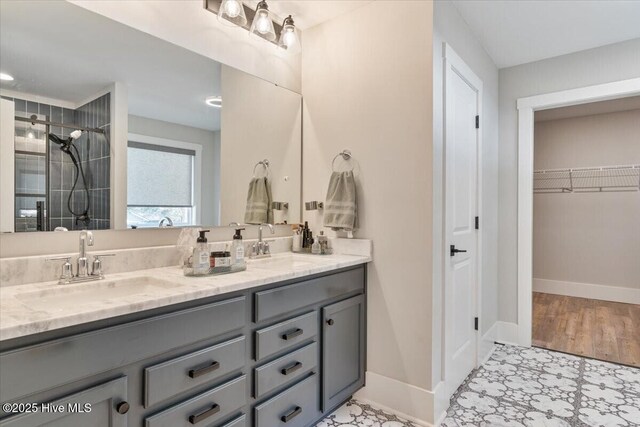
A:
282;28;296;47
256;12;270;34
277;16;300;54
223;0;241;18
217;0;247;26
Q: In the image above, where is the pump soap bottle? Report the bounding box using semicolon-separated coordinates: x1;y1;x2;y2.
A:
232;228;246;270
193;230;210;275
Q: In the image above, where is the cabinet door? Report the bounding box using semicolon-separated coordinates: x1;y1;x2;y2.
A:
322;295;365;411
1;377;128;427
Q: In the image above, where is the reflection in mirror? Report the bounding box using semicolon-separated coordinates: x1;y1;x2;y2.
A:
0;0;301;233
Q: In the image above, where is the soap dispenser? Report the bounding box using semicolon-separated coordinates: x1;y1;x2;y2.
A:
232;228;246;269
193;230;210;274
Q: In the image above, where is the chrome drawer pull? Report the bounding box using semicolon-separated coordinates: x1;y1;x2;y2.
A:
281;361;303;375
188;403;220;424
281;406;302;423
281;328;303;340
188;361;220;378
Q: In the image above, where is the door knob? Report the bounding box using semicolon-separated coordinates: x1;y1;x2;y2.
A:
326;319;334;326
450;245;468;257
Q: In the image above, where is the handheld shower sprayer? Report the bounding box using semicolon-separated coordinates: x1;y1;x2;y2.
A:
48;130;91;227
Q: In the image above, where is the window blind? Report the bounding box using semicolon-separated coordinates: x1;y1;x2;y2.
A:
127;141;194;207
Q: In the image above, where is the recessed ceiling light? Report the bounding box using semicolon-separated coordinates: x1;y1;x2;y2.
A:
0;72;14;81
205;96;222;108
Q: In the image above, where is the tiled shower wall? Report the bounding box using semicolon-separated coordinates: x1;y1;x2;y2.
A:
1;94;111;231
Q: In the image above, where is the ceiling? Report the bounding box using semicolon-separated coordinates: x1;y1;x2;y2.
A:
0;1;221;131
244;1;373;30
535;95;640;122
451;0;640;69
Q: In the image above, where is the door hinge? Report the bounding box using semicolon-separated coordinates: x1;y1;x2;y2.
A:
475;216;479;230
474;317;479;331
475;115;479;129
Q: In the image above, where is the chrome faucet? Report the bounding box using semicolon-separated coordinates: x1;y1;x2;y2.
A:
159;217;173;227
251;223;275;259
77;230;93;277
46;231;115;285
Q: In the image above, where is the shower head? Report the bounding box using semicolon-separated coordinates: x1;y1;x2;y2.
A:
70;130;83;140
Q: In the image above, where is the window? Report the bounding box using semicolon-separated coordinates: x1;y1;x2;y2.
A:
127;141;195;228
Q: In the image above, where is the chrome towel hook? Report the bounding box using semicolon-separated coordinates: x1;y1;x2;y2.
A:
332;149;354;172
253;159;270;178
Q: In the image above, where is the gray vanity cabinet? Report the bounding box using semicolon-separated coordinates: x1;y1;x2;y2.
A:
1;377;128;427
0;265;367;427
322;295;366;411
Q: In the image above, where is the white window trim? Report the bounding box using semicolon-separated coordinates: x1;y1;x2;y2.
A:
515;77;640;347
127;133;202;225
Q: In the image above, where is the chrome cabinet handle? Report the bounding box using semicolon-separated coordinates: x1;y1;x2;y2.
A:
281;406;302;423
281;361;302;375
188;404;220;424
281;328;303;340
188;361;220;378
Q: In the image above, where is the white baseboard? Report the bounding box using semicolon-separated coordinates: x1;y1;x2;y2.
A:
533;278;640;304
479;322;497;364
354;371;444;426
496;321;520;346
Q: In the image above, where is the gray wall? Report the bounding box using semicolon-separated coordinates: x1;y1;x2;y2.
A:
498;38;640;323
302;2;434;414
533;109;640;289
432;0;500;386
127;115;220;227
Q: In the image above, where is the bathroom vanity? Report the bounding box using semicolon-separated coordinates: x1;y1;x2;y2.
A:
0;254;368;427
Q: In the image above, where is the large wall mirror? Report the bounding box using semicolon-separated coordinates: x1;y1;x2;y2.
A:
0;1;302;233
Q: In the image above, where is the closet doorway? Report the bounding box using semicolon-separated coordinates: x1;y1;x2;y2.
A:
531;96;640;366
516;79;640;367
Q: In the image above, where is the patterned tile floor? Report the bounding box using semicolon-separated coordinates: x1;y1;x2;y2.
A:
319;344;640;427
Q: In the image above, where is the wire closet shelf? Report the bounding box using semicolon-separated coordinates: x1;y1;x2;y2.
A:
533;165;640;193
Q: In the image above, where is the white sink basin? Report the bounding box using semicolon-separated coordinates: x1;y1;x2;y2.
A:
15;276;179;313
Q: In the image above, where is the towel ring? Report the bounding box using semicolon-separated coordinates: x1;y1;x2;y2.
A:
253;159;270;178
332;149;354;172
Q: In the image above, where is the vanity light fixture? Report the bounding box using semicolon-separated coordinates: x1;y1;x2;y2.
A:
0;72;14;81
277;15;300;54
205;96;222;108
249;1;276;42
204;0;299;53
217;0;247;26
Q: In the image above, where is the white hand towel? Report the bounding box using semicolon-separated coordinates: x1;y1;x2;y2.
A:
244;177;273;225
323;171;357;231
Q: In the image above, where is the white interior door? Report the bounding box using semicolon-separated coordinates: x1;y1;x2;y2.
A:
444;45;482;398
0;98;15;233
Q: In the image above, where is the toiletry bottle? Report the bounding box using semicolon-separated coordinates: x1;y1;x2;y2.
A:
311;238;321;254
302;221;310;248
231;228;246;268
293;227;302;252
193;230;210;274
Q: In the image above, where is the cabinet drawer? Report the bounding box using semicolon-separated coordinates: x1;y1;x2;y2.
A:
254;373;320;427
144;375;246;427
254;342;317;398
1;296;246;403
255;312;317;361
145;336;246;407
220;414;247;427
254;267;364;322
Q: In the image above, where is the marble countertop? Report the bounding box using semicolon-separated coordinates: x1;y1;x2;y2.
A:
0;252;371;342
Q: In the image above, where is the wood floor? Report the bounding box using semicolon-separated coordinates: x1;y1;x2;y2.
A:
532;292;640;367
